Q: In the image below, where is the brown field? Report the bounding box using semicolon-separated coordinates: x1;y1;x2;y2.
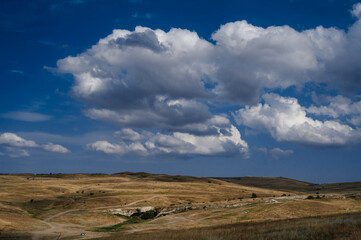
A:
0;172;360;239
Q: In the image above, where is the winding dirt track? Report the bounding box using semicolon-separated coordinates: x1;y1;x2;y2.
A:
30;195;160;240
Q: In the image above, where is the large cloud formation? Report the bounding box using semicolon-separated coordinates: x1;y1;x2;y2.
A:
88;116;249;158
0;133;70;158
58;27;215;129
211;21;345;103
59;6;361;106
57;3;361;155
234;94;361;147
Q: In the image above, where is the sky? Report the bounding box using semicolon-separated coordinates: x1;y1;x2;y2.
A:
1;0;361;183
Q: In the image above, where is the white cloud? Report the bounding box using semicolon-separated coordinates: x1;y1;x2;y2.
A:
351;3;361;18
114;128;144;141
9;69;24;75
84;97;211;129
211;20;346;103
55;4;361;154
57;10;361;119
270;148;294;159
2;111;51;122
58;26;215;129
256;147;268;154
307;95;361;126
234;94;361;147
0;133;38;147
5;147;30;158
87;141;148;156
146;125;248;157
43;143;70;153
87;119;249;158
0;132;70;157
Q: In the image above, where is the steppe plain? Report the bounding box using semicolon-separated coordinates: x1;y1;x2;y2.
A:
0;172;360;239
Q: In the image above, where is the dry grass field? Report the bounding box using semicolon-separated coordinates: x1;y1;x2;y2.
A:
0;172;360;239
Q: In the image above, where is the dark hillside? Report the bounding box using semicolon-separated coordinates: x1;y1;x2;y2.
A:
218;177;361;194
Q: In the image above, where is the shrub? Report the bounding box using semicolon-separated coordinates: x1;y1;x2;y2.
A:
140;210;156;220
251;193;257;198
306;195;314;199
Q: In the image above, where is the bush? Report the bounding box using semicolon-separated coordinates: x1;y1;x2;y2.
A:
306;195;314;199
140;210;156;220
251;193;257;198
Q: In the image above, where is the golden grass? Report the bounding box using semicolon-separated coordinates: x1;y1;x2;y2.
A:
0;173;286;232
97;212;361;240
0;173;360;239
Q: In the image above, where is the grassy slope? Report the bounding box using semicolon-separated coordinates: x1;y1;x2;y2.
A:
1;172;361;239
217;176;361;194
97;212;361;240
0;173;285;232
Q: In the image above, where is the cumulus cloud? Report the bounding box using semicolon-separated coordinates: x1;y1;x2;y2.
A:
58;26;215;129
2;111;51;122
55;4;361;154
43;143;71;153
87;140;148;156
211;21;342;103
114;128;145;141
84;97;211;129
57;6;361;116
0;132;70;157
351;3;361;18
5;147;30;158
211;15;361;101
234;94;361;147
256;147;293;159
308;95;354;118
146;125;249;156
307;95;361;126
0;133;38;147
87;119;249;158
270;148;294;159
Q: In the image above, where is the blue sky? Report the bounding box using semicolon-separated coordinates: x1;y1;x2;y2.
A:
1;0;361;183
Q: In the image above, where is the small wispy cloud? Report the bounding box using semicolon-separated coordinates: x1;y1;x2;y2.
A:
5;147;30;158
351;3;361;18
131;12;155;19
43;143;71;153
2;111;52;122
270;148;294;159
256;147;294;159
9;70;25;75
38;40;57;47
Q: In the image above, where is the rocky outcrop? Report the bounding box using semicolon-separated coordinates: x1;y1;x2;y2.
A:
108;206;155;217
